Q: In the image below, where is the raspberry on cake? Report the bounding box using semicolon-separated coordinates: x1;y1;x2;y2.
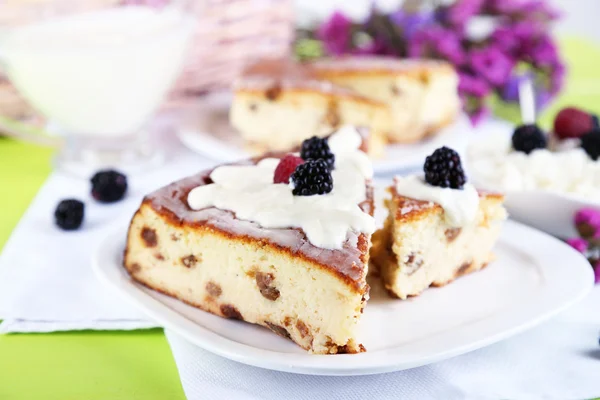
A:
310;56;460;143
371;147;507;299
124;126;375;354
229;58;390;157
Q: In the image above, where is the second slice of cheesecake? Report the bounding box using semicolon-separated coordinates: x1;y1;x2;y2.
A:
371;147;507;299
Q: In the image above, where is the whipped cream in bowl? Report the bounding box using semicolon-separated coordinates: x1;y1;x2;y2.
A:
187;126;376;250
467;131;600;237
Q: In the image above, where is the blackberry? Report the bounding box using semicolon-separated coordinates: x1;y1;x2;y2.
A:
424;146;466;189
581;129;600;160
91;169;128;203
290;159;333;196
300;136;335;170
512;124;547;154
54;199;84;230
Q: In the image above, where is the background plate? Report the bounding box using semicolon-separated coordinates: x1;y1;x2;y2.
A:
176;91;476;173
93;189;593;375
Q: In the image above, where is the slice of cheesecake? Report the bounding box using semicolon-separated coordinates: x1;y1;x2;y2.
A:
229;58;390;157
124;127;375;354
371;147;507;299
310;56;460;143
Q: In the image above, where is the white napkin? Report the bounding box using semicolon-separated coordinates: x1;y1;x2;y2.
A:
0;142;216;332
166;286;600;400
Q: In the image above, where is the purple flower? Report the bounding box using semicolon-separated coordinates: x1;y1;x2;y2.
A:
525;35;560;67
409;25;466;65
317;11;353;56
594;262;600;284
566;238;589;254
469;46;514;86
442;0;485;27
487;0;561;20
491;27;520;53
389;10;434;41
459;72;491;97
353;38;393;56
501;71;532;102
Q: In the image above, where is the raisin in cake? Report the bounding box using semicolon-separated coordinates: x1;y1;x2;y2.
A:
124;126;375;354
371;147;506;299
229;58;390;157
311;56;460;143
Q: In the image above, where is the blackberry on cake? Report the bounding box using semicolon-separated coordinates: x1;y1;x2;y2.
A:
291;159;333;196
424;146;466;189
123;126;375;354
371;147;506;299
300;136;335;169
512;124;547;154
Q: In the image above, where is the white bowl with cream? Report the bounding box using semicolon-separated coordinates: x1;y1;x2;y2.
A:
467;130;600;238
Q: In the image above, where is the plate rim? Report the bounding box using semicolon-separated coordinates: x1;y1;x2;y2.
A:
92;220;594;376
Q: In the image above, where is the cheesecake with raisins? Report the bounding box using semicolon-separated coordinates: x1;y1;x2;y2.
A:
371;147;506;299
124;126;375;354
229;58;389;157
311;56;460;143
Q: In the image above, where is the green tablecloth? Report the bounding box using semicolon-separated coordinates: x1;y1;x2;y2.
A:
0;38;598;399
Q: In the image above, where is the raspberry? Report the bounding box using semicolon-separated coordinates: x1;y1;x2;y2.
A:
423;146;466;189
554;107;596;140
290;159;333;196
91;170;128;203
300;136;335;170
580;129;600;160
273;154;304;184
512;124;547;154
54;199;84;230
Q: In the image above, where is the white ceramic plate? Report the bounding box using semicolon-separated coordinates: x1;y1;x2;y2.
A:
93;216;593;375
176;91;473;173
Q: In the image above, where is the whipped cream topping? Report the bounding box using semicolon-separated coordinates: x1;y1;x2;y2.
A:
394;175;480;227
187;126;375;249
467;132;600;200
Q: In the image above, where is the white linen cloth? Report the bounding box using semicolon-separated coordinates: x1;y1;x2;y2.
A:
0;138;216;332
167;287;600;400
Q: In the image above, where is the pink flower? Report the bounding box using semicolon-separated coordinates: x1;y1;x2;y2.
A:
575;208;600;229
566;238;589;254
469;46;514;86
459;72;491;97
317;11;353;56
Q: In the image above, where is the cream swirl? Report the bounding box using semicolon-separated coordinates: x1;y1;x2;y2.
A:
187;126;375;249
394;175;480;227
